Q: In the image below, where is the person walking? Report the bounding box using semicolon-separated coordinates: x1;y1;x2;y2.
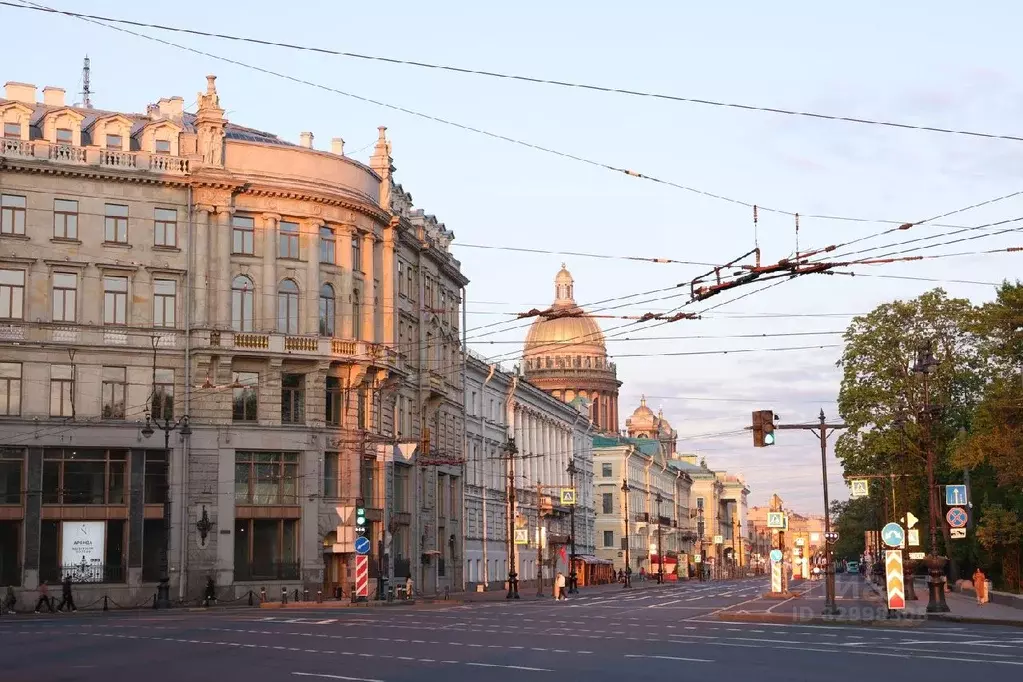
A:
34;581;54;614
555;571;567;601
973;568;988;605
56;575;76;613
202;576;217;607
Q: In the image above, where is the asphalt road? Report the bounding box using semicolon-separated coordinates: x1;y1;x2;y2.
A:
3;576;1021;682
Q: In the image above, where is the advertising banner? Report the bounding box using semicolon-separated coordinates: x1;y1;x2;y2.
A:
60;521;106;582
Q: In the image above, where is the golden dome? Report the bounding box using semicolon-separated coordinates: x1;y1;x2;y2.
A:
523;265;607;360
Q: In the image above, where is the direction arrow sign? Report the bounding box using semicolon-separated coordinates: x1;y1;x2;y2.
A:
946;507;968;529
885;550;905;610
354;535;371;555
882;522;905;548
945;485;968;507
904;511;919;529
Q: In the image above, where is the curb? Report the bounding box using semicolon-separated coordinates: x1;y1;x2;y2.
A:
258;599;465;610
925;613;1023;628
716;612;924;628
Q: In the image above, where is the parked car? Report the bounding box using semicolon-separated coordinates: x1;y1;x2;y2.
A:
846;561;859;574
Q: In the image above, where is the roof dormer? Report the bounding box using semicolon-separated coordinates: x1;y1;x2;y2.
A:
40;107;86;146
134;119;184;156
0;100;33;141
86;113;134;150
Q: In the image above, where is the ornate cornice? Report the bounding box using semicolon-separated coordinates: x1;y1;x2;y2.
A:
242;183;389;224
0;157;191;187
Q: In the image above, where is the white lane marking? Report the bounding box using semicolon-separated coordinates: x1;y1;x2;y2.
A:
626;654;714;663
292;673;384;682
465;663;553;671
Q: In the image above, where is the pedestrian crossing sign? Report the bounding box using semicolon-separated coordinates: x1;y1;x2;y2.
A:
514;529;529;545
850;479;869;498
560;488;576;506
767;512;786;529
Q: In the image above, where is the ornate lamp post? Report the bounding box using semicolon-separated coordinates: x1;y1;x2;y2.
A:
567;458;579;594
912;342;950;613
621;480;632;588
141;413;191;609
654;492;664;584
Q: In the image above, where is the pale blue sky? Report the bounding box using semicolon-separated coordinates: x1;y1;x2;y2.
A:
6;0;1023;512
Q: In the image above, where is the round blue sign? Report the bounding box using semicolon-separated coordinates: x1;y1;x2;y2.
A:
354;535;371;555
882;522;905;548
770;549;783;562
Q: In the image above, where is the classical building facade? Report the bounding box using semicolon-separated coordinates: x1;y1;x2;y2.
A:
522;265;621;434
462;353;596;589
0;75;466;604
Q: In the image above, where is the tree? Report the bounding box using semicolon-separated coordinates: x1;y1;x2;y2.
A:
975;505;1023;592
831;498;873;561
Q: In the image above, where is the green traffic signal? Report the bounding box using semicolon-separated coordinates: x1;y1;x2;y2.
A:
764;432;775;445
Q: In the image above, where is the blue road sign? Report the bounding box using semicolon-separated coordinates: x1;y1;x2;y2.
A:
945;485;968;507
770;549;783;563
882;522;905;548
946;507;968;529
354;535;371;555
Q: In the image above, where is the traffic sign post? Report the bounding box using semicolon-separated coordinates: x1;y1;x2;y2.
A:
946;507;968;529
945;485;968;507
886;550;906;611
355;554;369;601
850;479;869;498
767;512;785;529
354;536;370;555
771;559;783;593
950;528;967;540
882;522;905;548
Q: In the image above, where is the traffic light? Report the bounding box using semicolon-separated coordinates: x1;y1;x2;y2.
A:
752;410;776;447
355;499;367;535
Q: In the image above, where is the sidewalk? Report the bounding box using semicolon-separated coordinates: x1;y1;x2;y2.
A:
454;576;754;603
864;576;1023;627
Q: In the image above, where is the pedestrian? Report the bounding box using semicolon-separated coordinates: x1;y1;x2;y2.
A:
555;571;567;601
972;568;988;605
3;586;16;615
34;581;54;614
405;576;414;600
203;576;217;607
56;575;76;613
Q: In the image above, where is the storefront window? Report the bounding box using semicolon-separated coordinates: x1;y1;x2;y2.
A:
39;519;126;583
42;448;127;505
233;517;299;581
0;447;23;504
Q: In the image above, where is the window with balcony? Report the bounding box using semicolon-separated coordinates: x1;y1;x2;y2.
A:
234;451;298;504
351;289;361;339
153;368;174;421
351;234;362;272
0;363;21;417
0;447;23;504
3;122;21;138
277;279;299;334
154;208;177;247
105;134;123;150
42;448;126;505
602;492;614;514
601;462;612;478
279;221;299;259
53;199;78;239
325;376;342;426
231;275;254;332
103;275;128;325
153;279;176;328
154;139;171;154
281;374;304;424
55;128;72;144
1;195;26;236
232;371;258;422
232;215;255;255
49;364;74;417
104;204;128;244
318;283;335;336
101;367;126;420
603;530;615;548
234;518;298;581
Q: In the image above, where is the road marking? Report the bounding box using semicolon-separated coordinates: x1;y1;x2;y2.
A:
292;673;384;682
466;663;553;671
626;654;714;663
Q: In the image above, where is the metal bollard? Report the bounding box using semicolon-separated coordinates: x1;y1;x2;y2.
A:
103;595;109;612
281;587;288;605
248;590;254;607
317;590;323;603
152;594;158;609
260;587;267;603
303;589;309;602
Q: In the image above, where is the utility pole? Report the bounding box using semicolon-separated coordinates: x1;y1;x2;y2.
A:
536;481;545;598
567;458;579;594
621;480;632;588
655;492;664;584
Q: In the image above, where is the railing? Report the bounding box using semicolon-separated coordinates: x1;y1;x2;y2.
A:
285;336;317;352
234;561;301;582
149;154;189;173
99;150;138;169
235;333;269;349
40;562;126;584
332;339;357;355
47;143;87;163
0;324;25;341
1;138;32;158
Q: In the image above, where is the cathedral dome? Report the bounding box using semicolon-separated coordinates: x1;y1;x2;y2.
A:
523;265;607;361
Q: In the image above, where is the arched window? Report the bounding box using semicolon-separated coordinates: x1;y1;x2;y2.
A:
277;279;300;334
351;289;361;339
231;275;254;332
319;283;335;336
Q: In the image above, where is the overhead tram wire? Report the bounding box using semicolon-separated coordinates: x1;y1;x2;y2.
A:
7;2;1023;144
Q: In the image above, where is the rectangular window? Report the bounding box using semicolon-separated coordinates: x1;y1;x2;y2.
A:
360;456;376;507
397;261;405;296
0;448;24;504
601;463;613;478
144;452;168;504
325;376;341;426
41;448;127;505
233;518;299;581
154;208;177;247
234;451;299;504
0;363;22;417
153;279;176;328
279;221;299;259
0;269;25;320
49;365;74;417
153;368;174;421
319;226;335;264
104;203;128;243
281;373;305;424
105;134;123;150
603;530;615;548
101;366;126;419
52;272;77;322
602;492;614;514
53;199;78;239
232;371;258;422
103;275;128;325
3;122;21;138
351;235;362;272
357;389;367;429
232;215;255;254
1;194;26;236
56;128;73;144
154;139;171;154
696;497;705;510
323;451;339;499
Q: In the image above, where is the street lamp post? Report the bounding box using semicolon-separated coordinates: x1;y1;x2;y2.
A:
621;480;631;588
567;458;579;594
654;492;664;584
141;413;191;609
913;343;950;613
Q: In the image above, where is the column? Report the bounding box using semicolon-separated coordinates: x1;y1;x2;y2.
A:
194;207;211;327
23;447;42;587
305;220;323;335
361;232;375;343
337;225;354;338
381;221;396;346
543;421;552;488
261;214;279;332
215;209;232;330
128;448;145;574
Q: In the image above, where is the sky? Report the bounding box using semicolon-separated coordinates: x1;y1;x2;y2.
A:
6;0;1023;513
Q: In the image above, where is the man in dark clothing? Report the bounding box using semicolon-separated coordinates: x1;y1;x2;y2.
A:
34;582;54;613
56;576;76;613
202;577;217;607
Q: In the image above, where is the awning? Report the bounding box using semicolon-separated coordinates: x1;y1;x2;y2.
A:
572;554;614;565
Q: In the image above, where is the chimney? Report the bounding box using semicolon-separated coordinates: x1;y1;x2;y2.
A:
42;87;65;107
331;137;345;156
299;131;314;149
4;82;37;104
157;97;184;122
147;103;160;119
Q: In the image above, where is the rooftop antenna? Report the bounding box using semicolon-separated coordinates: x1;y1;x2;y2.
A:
80;55;92;108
